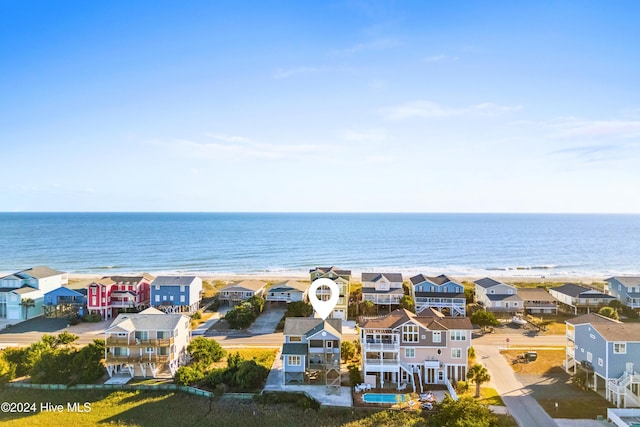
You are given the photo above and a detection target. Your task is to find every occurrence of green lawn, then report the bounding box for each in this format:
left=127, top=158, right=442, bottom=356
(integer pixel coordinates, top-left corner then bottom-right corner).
left=460, top=387, right=505, bottom=406
left=211, top=348, right=277, bottom=370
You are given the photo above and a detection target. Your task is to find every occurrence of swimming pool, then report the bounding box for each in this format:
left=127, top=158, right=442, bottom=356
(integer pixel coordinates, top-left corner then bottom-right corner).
left=362, top=393, right=409, bottom=404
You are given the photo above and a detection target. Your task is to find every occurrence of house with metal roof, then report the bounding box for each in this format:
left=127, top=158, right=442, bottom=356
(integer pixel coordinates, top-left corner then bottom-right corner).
left=474, top=277, right=523, bottom=314
left=359, top=308, right=473, bottom=393
left=605, top=277, right=640, bottom=311
left=0, top=266, right=68, bottom=323
left=104, top=307, right=191, bottom=378
left=281, top=317, right=342, bottom=395
left=151, top=275, right=203, bottom=313
left=309, top=267, right=351, bottom=320
left=361, top=272, right=404, bottom=307
left=218, top=280, right=267, bottom=305
left=410, top=274, right=466, bottom=317
left=87, top=275, right=153, bottom=320
left=550, top=283, right=615, bottom=314
left=265, top=280, right=308, bottom=303
left=565, top=313, right=640, bottom=408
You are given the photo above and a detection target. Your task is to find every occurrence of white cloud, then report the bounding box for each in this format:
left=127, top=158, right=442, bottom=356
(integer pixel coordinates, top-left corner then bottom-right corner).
left=272, top=66, right=321, bottom=79
left=155, top=134, right=336, bottom=161
left=547, top=118, right=640, bottom=140
left=342, top=128, right=387, bottom=141
left=423, top=54, right=459, bottom=63
left=364, top=154, right=395, bottom=164
left=380, top=100, right=522, bottom=120
left=332, top=38, right=400, bottom=55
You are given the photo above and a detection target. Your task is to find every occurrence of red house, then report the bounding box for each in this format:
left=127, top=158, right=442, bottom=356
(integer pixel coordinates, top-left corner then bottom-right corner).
left=87, top=275, right=153, bottom=320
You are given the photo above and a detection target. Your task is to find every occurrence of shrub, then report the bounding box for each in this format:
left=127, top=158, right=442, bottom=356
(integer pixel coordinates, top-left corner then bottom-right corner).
left=456, top=380, right=469, bottom=393
left=187, top=337, right=226, bottom=366
left=225, top=304, right=257, bottom=329
left=348, top=363, right=362, bottom=387
left=174, top=365, right=206, bottom=386
left=83, top=312, right=102, bottom=322
left=191, top=311, right=202, bottom=320
left=254, top=392, right=321, bottom=411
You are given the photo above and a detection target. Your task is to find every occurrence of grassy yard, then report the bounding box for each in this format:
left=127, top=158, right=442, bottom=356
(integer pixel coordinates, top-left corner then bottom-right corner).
left=501, top=349, right=565, bottom=375
left=211, top=348, right=278, bottom=370
left=536, top=395, right=611, bottom=420
left=0, top=389, right=432, bottom=427
left=189, top=311, right=214, bottom=329
left=460, top=387, right=505, bottom=406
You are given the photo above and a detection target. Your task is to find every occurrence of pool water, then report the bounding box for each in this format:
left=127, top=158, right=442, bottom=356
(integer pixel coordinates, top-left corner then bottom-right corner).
left=362, top=393, right=409, bottom=404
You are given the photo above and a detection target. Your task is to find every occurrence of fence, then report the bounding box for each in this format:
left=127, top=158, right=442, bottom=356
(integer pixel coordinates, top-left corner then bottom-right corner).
left=445, top=379, right=458, bottom=401
left=4, top=382, right=216, bottom=399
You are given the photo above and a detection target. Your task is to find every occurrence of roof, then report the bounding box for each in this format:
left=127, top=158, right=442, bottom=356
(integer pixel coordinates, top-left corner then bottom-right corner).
left=517, top=288, right=556, bottom=302
left=414, top=291, right=465, bottom=298
left=283, top=318, right=342, bottom=337
left=44, top=286, right=84, bottom=297
left=282, top=343, right=308, bottom=356
left=269, top=280, right=308, bottom=293
left=474, top=277, right=504, bottom=289
left=550, top=283, right=596, bottom=297
left=361, top=287, right=404, bottom=295
left=362, top=272, right=403, bottom=283
left=222, top=280, right=267, bottom=292
left=359, top=308, right=472, bottom=331
left=19, top=266, right=66, bottom=279
left=151, top=276, right=200, bottom=286
left=310, top=266, right=352, bottom=276
left=12, top=286, right=39, bottom=295
left=606, top=276, right=640, bottom=287
left=486, top=294, right=523, bottom=302
left=106, top=308, right=186, bottom=332
left=409, top=274, right=455, bottom=286
left=567, top=313, right=640, bottom=342
left=92, top=275, right=153, bottom=287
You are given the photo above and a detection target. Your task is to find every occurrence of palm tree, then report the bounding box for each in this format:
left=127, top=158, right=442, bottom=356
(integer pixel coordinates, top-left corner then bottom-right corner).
left=20, top=298, right=36, bottom=320
left=467, top=363, right=491, bottom=398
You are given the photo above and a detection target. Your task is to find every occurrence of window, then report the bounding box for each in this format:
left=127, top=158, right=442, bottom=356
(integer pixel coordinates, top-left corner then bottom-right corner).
left=180, top=285, right=185, bottom=292
left=288, top=355, right=301, bottom=366
left=169, top=295, right=174, bottom=301
left=614, top=343, right=627, bottom=354
left=289, top=336, right=302, bottom=342
left=587, top=352, right=592, bottom=362
left=155, top=295, right=160, bottom=302
left=180, top=295, right=185, bottom=303
left=598, top=358, right=603, bottom=367
left=451, top=348, right=462, bottom=359
left=405, top=348, right=415, bottom=358
left=91, top=296, right=96, bottom=306
left=432, top=331, right=442, bottom=343
left=163, top=295, right=167, bottom=301
left=450, top=330, right=466, bottom=341
left=490, top=289, right=495, bottom=294
left=146, top=347, right=154, bottom=353
left=155, top=285, right=160, bottom=290
left=402, top=324, right=419, bottom=343
left=508, top=289, right=514, bottom=294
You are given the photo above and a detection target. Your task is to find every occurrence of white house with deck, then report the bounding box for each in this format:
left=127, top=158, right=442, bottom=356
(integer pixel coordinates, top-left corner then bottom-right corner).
left=361, top=272, right=404, bottom=307
left=266, top=280, right=308, bottom=303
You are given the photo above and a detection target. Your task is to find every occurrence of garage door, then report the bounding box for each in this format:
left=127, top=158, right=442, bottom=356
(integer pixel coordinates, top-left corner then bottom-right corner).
left=333, top=309, right=345, bottom=319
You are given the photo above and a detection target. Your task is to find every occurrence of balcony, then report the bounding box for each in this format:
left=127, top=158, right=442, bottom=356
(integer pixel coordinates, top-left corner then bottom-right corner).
left=567, top=347, right=575, bottom=357
left=414, top=297, right=465, bottom=306
left=363, top=358, right=399, bottom=366
left=364, top=342, right=399, bottom=351
left=106, top=336, right=174, bottom=347
left=106, top=354, right=171, bottom=364
left=362, top=295, right=402, bottom=305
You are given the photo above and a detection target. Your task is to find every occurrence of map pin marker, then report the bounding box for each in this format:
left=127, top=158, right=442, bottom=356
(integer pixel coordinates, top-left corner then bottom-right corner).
left=309, top=278, right=339, bottom=320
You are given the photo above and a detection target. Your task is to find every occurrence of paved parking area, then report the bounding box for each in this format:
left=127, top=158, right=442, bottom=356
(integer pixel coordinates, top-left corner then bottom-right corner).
left=248, top=305, right=286, bottom=335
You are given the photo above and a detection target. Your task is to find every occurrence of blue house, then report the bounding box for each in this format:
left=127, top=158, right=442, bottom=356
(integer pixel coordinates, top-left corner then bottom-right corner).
left=43, top=286, right=86, bottom=317
left=410, top=274, right=466, bottom=316
left=150, top=276, right=203, bottom=313
left=605, top=277, right=640, bottom=311
left=565, top=313, right=640, bottom=408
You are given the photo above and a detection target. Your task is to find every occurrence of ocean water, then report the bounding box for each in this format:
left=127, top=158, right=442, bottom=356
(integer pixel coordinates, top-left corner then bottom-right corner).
left=0, top=213, right=639, bottom=278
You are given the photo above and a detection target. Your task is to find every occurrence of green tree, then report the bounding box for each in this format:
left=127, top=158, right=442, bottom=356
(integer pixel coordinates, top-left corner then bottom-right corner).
left=225, top=303, right=257, bottom=329
left=341, top=340, right=355, bottom=362
left=174, top=365, right=205, bottom=386
left=399, top=295, right=415, bottom=313
left=471, top=310, right=500, bottom=331
left=464, top=287, right=475, bottom=304
left=468, top=346, right=476, bottom=363
left=56, top=331, right=79, bottom=347
left=68, top=339, right=105, bottom=385
left=598, top=306, right=619, bottom=320
left=233, top=360, right=268, bottom=390
left=247, top=295, right=265, bottom=315
left=467, top=363, right=491, bottom=398
left=428, top=396, right=498, bottom=427
left=20, top=298, right=35, bottom=320
left=30, top=347, right=75, bottom=384
left=285, top=301, right=313, bottom=317
left=359, top=300, right=376, bottom=316
left=187, top=337, right=226, bottom=366
left=0, top=353, right=16, bottom=384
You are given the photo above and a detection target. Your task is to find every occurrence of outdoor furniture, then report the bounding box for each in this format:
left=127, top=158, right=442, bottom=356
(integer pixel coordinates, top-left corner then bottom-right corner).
left=397, top=383, right=407, bottom=391
left=365, top=383, right=372, bottom=391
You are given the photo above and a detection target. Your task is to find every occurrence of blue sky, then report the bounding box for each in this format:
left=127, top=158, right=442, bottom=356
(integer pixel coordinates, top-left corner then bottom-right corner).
left=1, top=1, right=639, bottom=212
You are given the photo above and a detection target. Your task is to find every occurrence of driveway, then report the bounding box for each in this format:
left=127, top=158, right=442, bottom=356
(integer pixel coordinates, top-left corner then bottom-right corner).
left=247, top=305, right=286, bottom=335
left=475, top=344, right=558, bottom=427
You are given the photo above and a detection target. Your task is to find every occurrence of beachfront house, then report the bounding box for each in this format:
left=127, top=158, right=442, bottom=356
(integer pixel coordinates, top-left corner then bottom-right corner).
left=151, top=275, right=203, bottom=313
left=309, top=267, right=351, bottom=320
left=104, top=307, right=191, bottom=378
left=43, top=286, right=86, bottom=318
left=605, top=277, right=640, bottom=311
left=359, top=308, right=473, bottom=393
left=265, top=280, right=308, bottom=303
left=361, top=272, right=404, bottom=307
left=550, top=283, right=615, bottom=314
left=410, top=274, right=466, bottom=317
left=218, top=280, right=267, bottom=305
left=565, top=313, right=640, bottom=408
left=474, top=278, right=523, bottom=315
left=282, top=317, right=342, bottom=394
left=517, top=287, right=558, bottom=314
left=0, top=266, right=69, bottom=322
left=87, top=275, right=153, bottom=320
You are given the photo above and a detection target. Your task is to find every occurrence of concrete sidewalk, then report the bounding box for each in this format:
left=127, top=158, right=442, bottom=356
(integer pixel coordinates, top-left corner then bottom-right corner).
left=475, top=344, right=558, bottom=427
